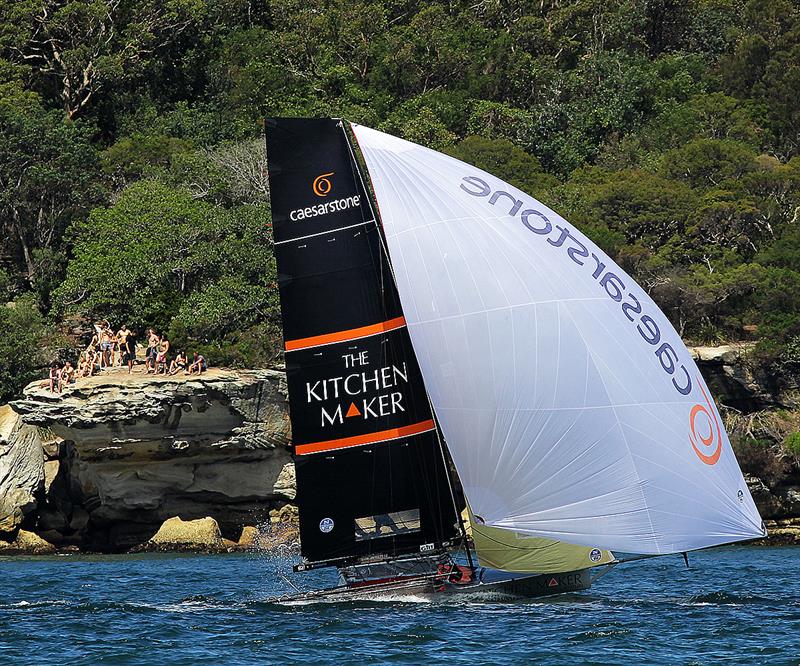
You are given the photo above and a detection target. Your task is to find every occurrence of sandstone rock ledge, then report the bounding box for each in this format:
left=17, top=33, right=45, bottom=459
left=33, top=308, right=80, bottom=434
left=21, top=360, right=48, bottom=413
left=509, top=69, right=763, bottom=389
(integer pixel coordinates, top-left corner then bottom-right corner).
left=0, top=405, right=46, bottom=533
left=8, top=368, right=296, bottom=551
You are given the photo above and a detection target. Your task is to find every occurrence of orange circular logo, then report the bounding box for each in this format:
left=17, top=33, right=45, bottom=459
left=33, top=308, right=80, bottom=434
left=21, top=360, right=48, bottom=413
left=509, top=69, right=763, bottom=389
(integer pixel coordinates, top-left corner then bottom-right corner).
left=689, top=380, right=722, bottom=465
left=313, top=172, right=334, bottom=197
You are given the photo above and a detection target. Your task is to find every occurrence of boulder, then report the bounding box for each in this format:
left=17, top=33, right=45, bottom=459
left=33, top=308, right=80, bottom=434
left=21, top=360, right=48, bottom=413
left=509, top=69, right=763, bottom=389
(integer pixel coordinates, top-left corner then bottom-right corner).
left=691, top=345, right=744, bottom=365
left=776, top=486, right=800, bottom=515
left=0, top=405, right=45, bottom=534
left=0, top=529, right=56, bottom=554
left=149, top=516, right=223, bottom=548
left=273, top=462, right=296, bottom=500
left=744, top=475, right=783, bottom=518
left=41, top=438, right=61, bottom=460
left=269, top=503, right=299, bottom=525
left=43, top=460, right=59, bottom=494
left=257, top=524, right=300, bottom=551
left=238, top=525, right=260, bottom=548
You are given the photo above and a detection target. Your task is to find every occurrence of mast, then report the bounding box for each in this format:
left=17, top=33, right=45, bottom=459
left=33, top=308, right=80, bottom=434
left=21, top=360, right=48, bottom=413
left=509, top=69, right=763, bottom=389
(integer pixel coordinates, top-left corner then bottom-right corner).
left=339, top=121, right=476, bottom=571
left=265, top=118, right=460, bottom=568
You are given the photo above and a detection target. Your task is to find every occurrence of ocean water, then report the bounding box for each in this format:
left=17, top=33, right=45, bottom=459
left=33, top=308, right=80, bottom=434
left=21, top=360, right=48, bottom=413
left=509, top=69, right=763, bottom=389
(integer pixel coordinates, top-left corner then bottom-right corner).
left=1, top=546, right=798, bottom=665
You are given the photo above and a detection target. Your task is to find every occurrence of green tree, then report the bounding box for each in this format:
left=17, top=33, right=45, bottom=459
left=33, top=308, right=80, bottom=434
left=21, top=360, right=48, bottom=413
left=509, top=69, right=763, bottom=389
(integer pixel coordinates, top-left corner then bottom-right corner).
left=0, top=83, right=102, bottom=285
left=0, top=295, right=50, bottom=403
left=0, top=0, right=208, bottom=119
left=446, top=136, right=558, bottom=197
left=53, top=180, right=278, bottom=350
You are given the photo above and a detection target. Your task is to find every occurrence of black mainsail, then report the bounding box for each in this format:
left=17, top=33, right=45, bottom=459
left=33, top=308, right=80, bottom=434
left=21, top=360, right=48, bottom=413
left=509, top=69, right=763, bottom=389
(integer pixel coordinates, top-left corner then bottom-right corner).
left=265, top=118, right=459, bottom=567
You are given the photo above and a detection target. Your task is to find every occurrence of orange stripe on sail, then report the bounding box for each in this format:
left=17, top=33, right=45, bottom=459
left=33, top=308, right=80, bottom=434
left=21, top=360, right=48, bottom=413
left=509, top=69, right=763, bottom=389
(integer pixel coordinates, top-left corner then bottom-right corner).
left=296, top=419, right=436, bottom=455
left=284, top=316, right=407, bottom=351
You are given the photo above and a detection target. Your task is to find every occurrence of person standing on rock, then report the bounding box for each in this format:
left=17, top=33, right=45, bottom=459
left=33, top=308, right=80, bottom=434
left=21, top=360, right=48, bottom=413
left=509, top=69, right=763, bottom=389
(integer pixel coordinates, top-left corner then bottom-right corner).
left=118, top=324, right=136, bottom=374
left=156, top=334, right=170, bottom=374
left=48, top=362, right=61, bottom=393
left=100, top=325, right=114, bottom=369
left=145, top=329, right=160, bottom=374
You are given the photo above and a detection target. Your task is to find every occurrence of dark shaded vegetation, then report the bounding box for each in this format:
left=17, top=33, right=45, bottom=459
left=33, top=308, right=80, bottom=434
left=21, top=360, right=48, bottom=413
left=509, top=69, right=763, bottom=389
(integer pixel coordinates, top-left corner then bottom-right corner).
left=1, top=0, right=800, bottom=403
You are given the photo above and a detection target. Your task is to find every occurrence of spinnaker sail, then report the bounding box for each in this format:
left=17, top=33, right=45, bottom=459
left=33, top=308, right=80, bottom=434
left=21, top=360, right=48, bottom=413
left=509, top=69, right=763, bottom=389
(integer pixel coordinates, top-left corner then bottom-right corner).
left=462, top=508, right=614, bottom=574
left=351, top=122, right=765, bottom=555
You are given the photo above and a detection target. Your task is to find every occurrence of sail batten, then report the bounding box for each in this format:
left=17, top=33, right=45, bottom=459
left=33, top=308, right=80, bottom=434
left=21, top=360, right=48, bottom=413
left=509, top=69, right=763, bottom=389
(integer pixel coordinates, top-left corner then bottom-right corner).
left=352, top=122, right=765, bottom=555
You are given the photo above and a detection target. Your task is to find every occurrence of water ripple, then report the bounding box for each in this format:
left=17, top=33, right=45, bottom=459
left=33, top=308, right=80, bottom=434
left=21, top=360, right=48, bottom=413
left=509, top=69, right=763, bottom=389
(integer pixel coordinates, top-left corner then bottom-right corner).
left=0, top=547, right=799, bottom=664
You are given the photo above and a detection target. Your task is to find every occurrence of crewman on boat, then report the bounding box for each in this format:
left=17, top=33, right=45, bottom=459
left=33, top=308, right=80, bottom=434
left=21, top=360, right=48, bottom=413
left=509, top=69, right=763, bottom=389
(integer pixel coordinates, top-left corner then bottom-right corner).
left=436, top=562, right=474, bottom=586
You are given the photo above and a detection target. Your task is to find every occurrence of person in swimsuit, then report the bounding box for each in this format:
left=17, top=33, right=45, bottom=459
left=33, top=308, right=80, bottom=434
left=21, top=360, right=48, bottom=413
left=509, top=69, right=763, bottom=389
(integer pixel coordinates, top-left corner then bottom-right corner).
left=145, top=329, right=160, bottom=373
left=156, top=335, right=170, bottom=374
left=100, top=326, right=114, bottom=368
left=87, top=345, right=100, bottom=374
left=118, top=325, right=136, bottom=374
left=59, top=361, right=75, bottom=391
left=169, top=350, right=187, bottom=375
left=48, top=363, right=61, bottom=393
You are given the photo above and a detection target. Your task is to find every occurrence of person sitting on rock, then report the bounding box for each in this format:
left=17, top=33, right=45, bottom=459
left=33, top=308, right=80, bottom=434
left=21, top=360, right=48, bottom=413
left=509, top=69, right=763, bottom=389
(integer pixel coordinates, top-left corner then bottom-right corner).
left=87, top=345, right=101, bottom=374
left=187, top=352, right=207, bottom=375
left=169, top=350, right=188, bottom=375
left=48, top=362, right=62, bottom=393
left=59, top=361, right=76, bottom=391
left=77, top=354, right=91, bottom=379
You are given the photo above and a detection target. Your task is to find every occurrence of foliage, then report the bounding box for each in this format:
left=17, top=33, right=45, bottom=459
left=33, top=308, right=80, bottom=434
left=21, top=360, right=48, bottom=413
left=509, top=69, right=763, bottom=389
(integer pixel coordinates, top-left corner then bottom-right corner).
left=53, top=181, right=278, bottom=356
left=0, top=295, right=50, bottom=403
left=0, top=83, right=103, bottom=285
left=784, top=432, right=800, bottom=457
left=0, top=0, right=799, bottom=396
left=731, top=436, right=791, bottom=489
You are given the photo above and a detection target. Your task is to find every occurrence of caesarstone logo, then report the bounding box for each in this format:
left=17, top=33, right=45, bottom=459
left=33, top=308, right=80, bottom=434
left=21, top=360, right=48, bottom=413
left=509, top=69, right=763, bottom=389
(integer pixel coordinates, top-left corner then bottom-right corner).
left=288, top=170, right=361, bottom=221
left=689, top=379, right=722, bottom=465
left=459, top=174, right=694, bottom=398
left=313, top=172, right=334, bottom=196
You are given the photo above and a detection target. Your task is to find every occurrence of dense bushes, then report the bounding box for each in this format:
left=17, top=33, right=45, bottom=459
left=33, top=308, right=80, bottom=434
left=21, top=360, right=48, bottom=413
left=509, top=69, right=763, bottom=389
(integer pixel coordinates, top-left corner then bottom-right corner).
left=0, top=0, right=800, bottom=400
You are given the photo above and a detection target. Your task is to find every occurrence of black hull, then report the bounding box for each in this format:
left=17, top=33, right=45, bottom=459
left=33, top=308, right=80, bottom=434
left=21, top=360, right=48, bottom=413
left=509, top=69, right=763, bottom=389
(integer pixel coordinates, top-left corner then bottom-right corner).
left=271, top=568, right=594, bottom=604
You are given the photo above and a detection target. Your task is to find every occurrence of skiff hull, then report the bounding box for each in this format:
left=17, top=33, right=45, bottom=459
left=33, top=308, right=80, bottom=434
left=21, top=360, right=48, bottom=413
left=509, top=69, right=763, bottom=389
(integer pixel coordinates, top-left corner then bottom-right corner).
left=272, top=568, right=593, bottom=603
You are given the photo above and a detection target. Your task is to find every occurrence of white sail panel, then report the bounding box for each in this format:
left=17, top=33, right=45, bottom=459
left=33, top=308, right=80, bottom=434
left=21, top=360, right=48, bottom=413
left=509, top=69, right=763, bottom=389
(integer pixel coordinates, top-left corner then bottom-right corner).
left=352, top=122, right=765, bottom=555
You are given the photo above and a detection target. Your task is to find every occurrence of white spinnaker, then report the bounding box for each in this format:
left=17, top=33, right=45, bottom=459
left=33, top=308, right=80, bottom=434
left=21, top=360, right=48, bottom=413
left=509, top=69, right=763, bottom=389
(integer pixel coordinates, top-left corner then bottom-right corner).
left=351, top=123, right=765, bottom=555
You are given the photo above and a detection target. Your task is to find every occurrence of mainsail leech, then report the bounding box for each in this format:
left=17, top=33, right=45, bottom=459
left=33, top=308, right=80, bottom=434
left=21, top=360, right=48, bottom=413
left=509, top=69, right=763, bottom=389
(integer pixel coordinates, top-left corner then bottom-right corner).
left=351, top=122, right=765, bottom=555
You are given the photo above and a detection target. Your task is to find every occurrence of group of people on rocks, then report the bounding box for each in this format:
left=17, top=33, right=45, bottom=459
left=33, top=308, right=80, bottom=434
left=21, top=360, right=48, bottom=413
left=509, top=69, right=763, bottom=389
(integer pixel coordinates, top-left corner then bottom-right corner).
left=47, top=320, right=208, bottom=393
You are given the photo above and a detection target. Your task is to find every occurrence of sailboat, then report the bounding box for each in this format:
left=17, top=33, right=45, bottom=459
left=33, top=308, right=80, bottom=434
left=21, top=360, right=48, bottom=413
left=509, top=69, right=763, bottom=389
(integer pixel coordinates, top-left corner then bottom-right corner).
left=264, top=118, right=766, bottom=602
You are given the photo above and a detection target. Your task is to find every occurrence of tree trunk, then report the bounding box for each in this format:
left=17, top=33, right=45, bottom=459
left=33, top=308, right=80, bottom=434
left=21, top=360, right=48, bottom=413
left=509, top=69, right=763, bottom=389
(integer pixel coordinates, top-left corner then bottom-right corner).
left=10, top=210, right=36, bottom=281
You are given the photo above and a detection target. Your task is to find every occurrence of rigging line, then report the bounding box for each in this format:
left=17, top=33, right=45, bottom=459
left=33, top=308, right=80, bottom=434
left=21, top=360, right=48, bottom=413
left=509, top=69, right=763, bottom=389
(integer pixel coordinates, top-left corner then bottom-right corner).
left=340, top=121, right=475, bottom=571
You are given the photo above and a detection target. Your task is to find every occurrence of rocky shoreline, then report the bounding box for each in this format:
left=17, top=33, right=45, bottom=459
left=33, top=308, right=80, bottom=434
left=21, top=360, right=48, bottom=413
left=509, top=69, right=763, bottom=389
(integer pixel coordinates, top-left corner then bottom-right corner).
left=1, top=367, right=300, bottom=555
left=1, top=348, right=800, bottom=555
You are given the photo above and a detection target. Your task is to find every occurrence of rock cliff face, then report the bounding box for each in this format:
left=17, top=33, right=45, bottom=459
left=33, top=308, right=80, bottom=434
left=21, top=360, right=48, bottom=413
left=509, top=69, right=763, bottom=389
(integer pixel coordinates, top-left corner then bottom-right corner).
left=9, top=368, right=293, bottom=550
left=0, top=405, right=46, bottom=533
